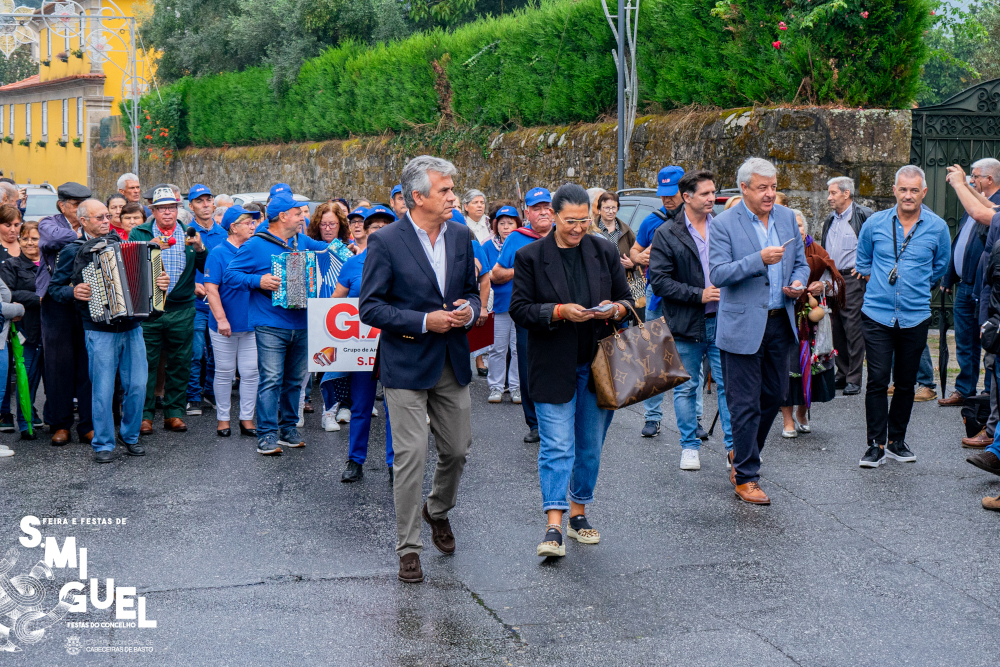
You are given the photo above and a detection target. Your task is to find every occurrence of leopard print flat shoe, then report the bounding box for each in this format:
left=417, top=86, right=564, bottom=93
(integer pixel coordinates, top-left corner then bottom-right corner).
left=536, top=524, right=565, bottom=557
left=567, top=515, right=600, bottom=544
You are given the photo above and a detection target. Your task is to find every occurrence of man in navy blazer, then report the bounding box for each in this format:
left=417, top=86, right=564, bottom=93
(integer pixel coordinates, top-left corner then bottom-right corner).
left=359, top=155, right=479, bottom=584
left=710, top=158, right=809, bottom=505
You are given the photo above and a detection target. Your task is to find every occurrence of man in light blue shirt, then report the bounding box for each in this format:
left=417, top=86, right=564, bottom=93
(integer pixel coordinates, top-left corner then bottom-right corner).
left=855, top=165, right=951, bottom=469
left=745, top=200, right=786, bottom=310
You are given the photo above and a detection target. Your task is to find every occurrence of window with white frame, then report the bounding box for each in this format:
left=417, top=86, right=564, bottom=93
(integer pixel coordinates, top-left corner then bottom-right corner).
left=25, top=103, right=31, bottom=138
left=46, top=30, right=51, bottom=59
left=62, top=99, right=68, bottom=136
left=76, top=98, right=83, bottom=136
left=8, top=105, right=12, bottom=136
left=41, top=102, right=47, bottom=138
left=64, top=33, right=69, bottom=52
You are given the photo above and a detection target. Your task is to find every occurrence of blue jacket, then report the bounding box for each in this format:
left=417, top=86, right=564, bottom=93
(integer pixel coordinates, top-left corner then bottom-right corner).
left=359, top=215, right=481, bottom=390
left=708, top=203, right=809, bottom=355
left=223, top=230, right=329, bottom=330
left=37, top=213, right=79, bottom=298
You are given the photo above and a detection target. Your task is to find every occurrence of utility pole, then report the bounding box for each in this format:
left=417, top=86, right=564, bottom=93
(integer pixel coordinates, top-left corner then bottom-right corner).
left=616, top=0, right=625, bottom=191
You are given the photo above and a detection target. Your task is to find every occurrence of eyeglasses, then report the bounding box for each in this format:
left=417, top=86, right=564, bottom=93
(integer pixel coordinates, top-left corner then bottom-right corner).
left=600, top=206, right=618, bottom=212
left=557, top=215, right=591, bottom=226
left=83, top=214, right=112, bottom=221
left=319, top=222, right=339, bottom=228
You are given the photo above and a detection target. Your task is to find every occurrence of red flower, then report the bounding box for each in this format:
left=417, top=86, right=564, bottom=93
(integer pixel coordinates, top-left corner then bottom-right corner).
left=144, top=134, right=153, bottom=140
left=930, top=10, right=935, bottom=14
left=772, top=40, right=781, bottom=49
left=779, top=21, right=788, bottom=30
left=861, top=11, right=868, bottom=18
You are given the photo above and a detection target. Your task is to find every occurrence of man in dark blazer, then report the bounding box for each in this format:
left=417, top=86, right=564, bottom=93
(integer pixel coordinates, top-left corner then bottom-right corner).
left=359, top=155, right=480, bottom=584
left=710, top=158, right=809, bottom=506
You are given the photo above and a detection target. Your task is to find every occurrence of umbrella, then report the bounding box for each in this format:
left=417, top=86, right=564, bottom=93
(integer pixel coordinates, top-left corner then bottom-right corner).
left=938, top=288, right=949, bottom=394
left=9, top=324, right=32, bottom=436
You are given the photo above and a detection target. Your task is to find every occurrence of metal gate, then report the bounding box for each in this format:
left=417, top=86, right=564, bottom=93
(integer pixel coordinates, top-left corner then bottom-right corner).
left=910, top=78, right=1000, bottom=326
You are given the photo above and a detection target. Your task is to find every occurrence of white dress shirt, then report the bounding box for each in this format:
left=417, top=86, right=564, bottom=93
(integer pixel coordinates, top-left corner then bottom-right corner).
left=410, top=216, right=470, bottom=333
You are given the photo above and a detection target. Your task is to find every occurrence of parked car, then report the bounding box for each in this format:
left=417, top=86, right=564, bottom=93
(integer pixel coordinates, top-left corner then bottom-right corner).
left=19, top=185, right=60, bottom=222
left=614, top=187, right=740, bottom=235
left=231, top=192, right=311, bottom=207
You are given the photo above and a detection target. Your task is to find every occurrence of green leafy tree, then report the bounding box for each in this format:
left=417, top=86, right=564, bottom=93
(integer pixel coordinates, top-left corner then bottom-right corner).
left=917, top=2, right=987, bottom=106
left=0, top=45, right=36, bottom=87
left=972, top=1, right=1000, bottom=82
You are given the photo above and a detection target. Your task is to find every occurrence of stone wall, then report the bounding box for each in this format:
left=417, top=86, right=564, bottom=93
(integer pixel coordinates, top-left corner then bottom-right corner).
left=91, top=106, right=911, bottom=236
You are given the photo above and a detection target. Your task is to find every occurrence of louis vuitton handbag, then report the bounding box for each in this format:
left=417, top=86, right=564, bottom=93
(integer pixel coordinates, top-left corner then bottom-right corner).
left=591, top=304, right=690, bottom=410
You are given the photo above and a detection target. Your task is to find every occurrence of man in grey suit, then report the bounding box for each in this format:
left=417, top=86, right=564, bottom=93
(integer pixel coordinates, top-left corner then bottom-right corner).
left=709, top=158, right=810, bottom=505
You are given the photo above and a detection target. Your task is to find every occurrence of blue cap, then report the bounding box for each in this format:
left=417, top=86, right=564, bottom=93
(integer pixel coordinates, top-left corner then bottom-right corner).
left=187, top=184, right=212, bottom=201
left=450, top=208, right=466, bottom=225
left=266, top=192, right=301, bottom=219
left=220, top=205, right=261, bottom=231
left=347, top=206, right=367, bottom=220
left=269, top=183, right=291, bottom=198
left=390, top=184, right=402, bottom=198
left=493, top=205, right=519, bottom=220
left=656, top=166, right=685, bottom=197
left=524, top=187, right=551, bottom=206
left=364, top=204, right=396, bottom=222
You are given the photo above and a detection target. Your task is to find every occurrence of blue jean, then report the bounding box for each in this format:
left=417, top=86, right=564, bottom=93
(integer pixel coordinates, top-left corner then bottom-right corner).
left=348, top=372, right=393, bottom=466
left=989, top=361, right=1000, bottom=459
left=14, top=342, right=42, bottom=432
left=536, top=364, right=614, bottom=511
left=515, top=325, right=537, bottom=429
left=642, top=284, right=665, bottom=421
left=674, top=317, right=733, bottom=451
left=893, top=343, right=936, bottom=389
left=953, top=283, right=980, bottom=396
left=320, top=373, right=351, bottom=412
left=0, top=349, right=9, bottom=424
left=85, top=328, right=147, bottom=452
left=254, top=326, right=307, bottom=445
left=188, top=308, right=216, bottom=402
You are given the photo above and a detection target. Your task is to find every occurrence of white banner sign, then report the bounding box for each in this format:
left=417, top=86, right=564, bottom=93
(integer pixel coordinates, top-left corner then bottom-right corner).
left=307, top=298, right=380, bottom=372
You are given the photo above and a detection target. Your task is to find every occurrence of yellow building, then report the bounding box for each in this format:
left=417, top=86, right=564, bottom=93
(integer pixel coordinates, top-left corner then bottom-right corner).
left=0, top=0, right=154, bottom=187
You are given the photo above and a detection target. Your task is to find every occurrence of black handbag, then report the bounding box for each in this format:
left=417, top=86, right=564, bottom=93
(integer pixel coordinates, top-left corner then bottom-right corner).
left=982, top=317, right=1000, bottom=354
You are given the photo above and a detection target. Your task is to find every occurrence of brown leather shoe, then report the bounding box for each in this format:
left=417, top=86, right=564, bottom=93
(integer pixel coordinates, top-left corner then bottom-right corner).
left=50, top=429, right=70, bottom=445
left=422, top=503, right=456, bottom=554
left=983, top=495, right=1000, bottom=511
left=163, top=417, right=187, bottom=432
left=962, top=429, right=994, bottom=449
left=140, top=419, right=153, bottom=436
left=81, top=431, right=94, bottom=445
left=728, top=450, right=736, bottom=487
left=938, top=391, right=965, bottom=407
left=914, top=386, right=937, bottom=402
left=398, top=553, right=424, bottom=583
left=735, top=481, right=770, bottom=505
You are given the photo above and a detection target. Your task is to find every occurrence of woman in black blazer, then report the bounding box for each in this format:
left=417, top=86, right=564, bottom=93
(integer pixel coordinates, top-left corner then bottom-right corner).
left=510, top=183, right=634, bottom=559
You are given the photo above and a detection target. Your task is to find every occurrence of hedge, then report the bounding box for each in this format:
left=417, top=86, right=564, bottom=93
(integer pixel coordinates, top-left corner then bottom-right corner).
left=133, top=0, right=933, bottom=149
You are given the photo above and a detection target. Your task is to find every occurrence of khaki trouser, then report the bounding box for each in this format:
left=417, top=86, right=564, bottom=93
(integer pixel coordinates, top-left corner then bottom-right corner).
left=385, top=358, right=472, bottom=557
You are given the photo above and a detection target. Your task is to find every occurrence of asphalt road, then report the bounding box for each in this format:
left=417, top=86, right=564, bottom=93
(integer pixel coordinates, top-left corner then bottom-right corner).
left=0, top=372, right=997, bottom=666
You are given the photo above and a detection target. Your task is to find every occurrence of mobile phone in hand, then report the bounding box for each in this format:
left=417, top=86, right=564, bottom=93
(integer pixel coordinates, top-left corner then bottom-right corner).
left=583, top=303, right=615, bottom=314
left=781, top=238, right=794, bottom=247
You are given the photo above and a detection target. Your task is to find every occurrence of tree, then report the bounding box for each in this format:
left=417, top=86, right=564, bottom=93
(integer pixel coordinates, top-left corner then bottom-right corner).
left=972, top=0, right=1000, bottom=82
left=917, top=2, right=987, bottom=106
left=0, top=45, right=37, bottom=88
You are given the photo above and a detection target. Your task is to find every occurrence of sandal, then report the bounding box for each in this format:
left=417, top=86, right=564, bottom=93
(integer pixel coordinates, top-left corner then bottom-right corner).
left=566, top=515, right=600, bottom=544
left=536, top=524, right=565, bottom=557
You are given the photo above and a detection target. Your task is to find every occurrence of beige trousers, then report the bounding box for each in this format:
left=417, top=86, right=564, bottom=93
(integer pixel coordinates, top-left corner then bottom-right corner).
left=385, top=358, right=472, bottom=557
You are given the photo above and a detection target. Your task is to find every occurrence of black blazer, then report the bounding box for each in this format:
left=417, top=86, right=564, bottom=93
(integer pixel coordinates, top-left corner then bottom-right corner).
left=0, top=253, right=40, bottom=345
left=359, top=214, right=481, bottom=390
left=648, top=219, right=708, bottom=342
left=509, top=232, right=633, bottom=404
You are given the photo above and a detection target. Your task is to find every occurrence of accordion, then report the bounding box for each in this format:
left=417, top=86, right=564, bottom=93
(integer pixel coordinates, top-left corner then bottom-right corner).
left=271, top=251, right=319, bottom=309
left=82, top=240, right=166, bottom=323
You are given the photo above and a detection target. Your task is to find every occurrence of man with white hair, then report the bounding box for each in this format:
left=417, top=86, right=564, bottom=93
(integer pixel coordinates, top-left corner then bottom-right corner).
left=709, top=157, right=809, bottom=505
left=214, top=194, right=234, bottom=209
left=855, top=165, right=951, bottom=469
left=821, top=176, right=873, bottom=396
left=360, top=155, right=479, bottom=583
left=117, top=172, right=150, bottom=218
left=937, top=158, right=1000, bottom=407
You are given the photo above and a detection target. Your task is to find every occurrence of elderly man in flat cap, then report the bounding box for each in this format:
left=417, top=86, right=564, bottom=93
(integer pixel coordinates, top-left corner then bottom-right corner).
left=37, top=182, right=95, bottom=445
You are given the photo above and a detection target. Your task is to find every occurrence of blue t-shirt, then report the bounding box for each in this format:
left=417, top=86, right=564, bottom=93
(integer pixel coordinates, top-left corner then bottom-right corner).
left=635, top=206, right=674, bottom=249
left=496, top=229, right=539, bottom=269
left=203, top=240, right=251, bottom=333
left=481, top=238, right=512, bottom=314
left=472, top=240, right=490, bottom=278
left=223, top=231, right=330, bottom=330
left=337, top=249, right=367, bottom=298
left=193, top=221, right=228, bottom=312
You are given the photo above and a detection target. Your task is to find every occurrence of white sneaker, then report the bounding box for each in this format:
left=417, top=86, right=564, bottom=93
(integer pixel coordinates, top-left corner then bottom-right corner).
left=297, top=406, right=305, bottom=428
left=321, top=410, right=340, bottom=432
left=336, top=407, right=351, bottom=423
left=0, top=449, right=13, bottom=457
left=426, top=414, right=430, bottom=425
left=372, top=406, right=378, bottom=417
left=725, top=454, right=732, bottom=469
left=511, top=389, right=522, bottom=404
left=488, top=388, right=503, bottom=403
left=0, top=443, right=10, bottom=450
left=679, top=448, right=701, bottom=470
left=186, top=402, right=202, bottom=416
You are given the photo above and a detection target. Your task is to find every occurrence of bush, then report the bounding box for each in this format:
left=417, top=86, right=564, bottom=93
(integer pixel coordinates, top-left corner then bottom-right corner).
left=139, top=0, right=934, bottom=149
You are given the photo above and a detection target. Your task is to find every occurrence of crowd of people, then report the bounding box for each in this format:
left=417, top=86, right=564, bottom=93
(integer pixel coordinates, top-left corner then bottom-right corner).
left=0, top=151, right=995, bottom=580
